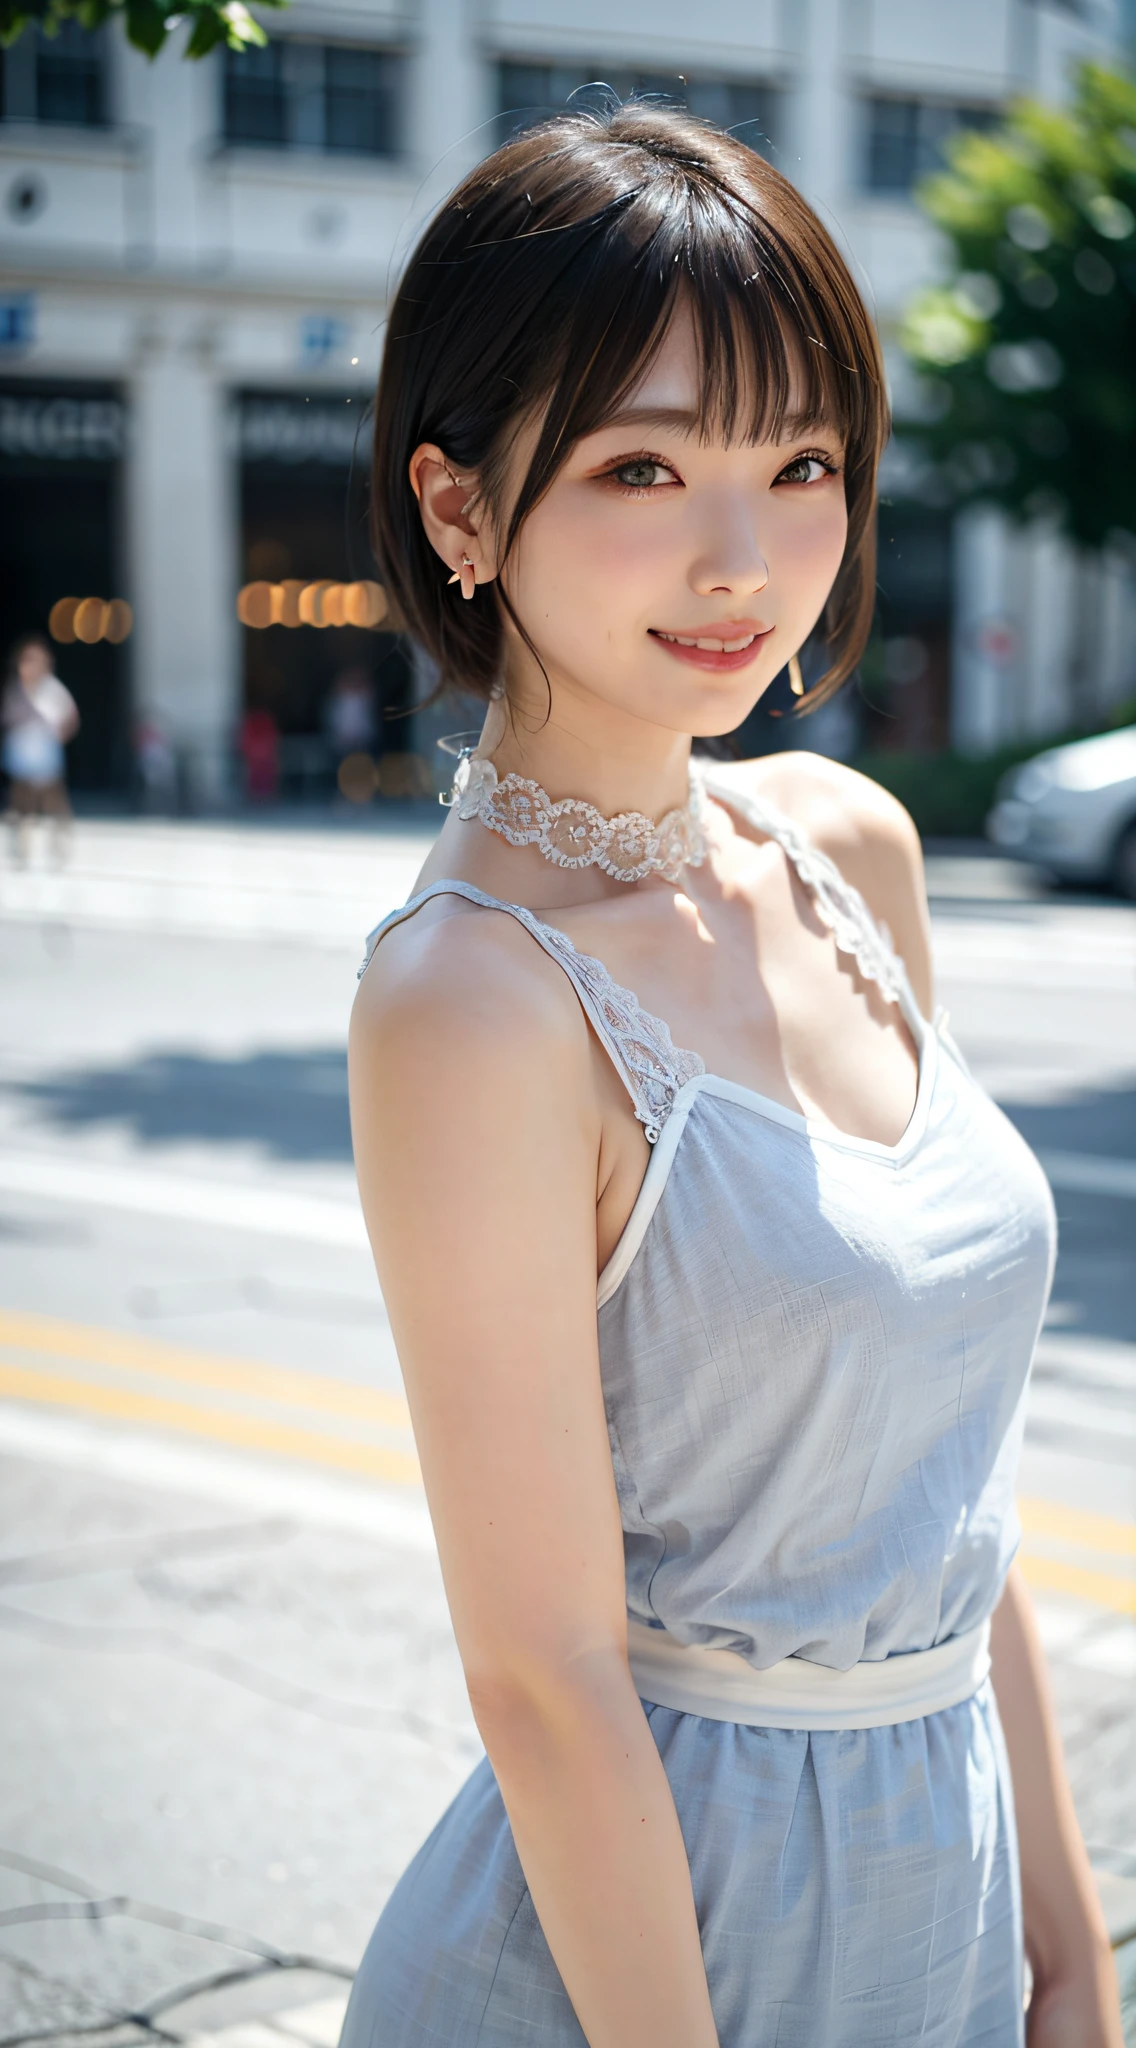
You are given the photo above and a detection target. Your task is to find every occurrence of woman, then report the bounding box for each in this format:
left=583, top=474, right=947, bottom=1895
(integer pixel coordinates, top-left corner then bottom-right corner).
left=2, top=632, right=80, bottom=864
left=343, top=107, right=1120, bottom=2046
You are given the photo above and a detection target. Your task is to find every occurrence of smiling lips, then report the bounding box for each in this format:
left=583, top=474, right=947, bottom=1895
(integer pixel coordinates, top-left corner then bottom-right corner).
left=650, top=622, right=773, bottom=673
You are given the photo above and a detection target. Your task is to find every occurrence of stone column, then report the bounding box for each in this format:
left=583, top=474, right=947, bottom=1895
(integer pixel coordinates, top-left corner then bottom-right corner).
left=1020, top=520, right=1075, bottom=741
left=951, top=503, right=1014, bottom=756
left=126, top=328, right=238, bottom=808
left=410, top=0, right=494, bottom=203
left=786, top=0, right=855, bottom=255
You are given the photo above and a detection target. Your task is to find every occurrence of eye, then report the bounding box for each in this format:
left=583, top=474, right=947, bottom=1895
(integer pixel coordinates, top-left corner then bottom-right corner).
left=776, top=452, right=839, bottom=486
left=606, top=456, right=679, bottom=492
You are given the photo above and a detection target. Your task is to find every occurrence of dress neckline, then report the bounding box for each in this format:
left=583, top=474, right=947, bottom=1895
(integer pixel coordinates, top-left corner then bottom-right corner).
left=368, top=868, right=930, bottom=1162
left=362, top=768, right=928, bottom=1157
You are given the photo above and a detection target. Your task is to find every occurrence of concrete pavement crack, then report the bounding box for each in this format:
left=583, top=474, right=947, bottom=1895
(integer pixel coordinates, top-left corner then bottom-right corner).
left=0, top=1601, right=478, bottom=1752
left=0, top=1520, right=299, bottom=1589
left=0, top=1847, right=353, bottom=2048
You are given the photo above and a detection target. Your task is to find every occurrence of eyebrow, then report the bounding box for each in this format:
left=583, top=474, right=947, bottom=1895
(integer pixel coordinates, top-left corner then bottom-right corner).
left=591, top=403, right=843, bottom=444
left=595, top=405, right=702, bottom=435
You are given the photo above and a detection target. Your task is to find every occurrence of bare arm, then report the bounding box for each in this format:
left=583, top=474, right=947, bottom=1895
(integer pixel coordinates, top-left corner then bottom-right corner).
left=756, top=758, right=1121, bottom=2037
left=816, top=765, right=1121, bottom=2041
left=350, top=909, right=719, bottom=2048
left=990, top=1566, right=1122, bottom=2045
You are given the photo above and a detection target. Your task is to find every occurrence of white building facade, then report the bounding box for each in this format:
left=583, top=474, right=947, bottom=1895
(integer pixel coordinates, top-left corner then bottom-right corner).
left=0, top=0, right=1130, bottom=799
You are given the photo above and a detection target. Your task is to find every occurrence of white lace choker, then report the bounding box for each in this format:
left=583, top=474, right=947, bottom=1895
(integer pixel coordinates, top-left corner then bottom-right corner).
left=445, top=753, right=707, bottom=884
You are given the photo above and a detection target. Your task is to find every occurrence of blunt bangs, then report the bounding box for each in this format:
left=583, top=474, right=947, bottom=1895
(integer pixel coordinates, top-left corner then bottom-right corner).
left=372, top=103, right=889, bottom=712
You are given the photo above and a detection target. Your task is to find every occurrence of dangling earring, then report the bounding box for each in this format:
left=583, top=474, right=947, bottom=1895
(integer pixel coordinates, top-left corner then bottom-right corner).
left=448, top=555, right=476, bottom=601
left=788, top=653, right=805, bottom=697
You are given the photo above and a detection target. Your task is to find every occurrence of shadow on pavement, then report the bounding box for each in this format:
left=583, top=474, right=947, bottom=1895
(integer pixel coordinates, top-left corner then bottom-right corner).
left=8, top=1054, right=1134, bottom=1341
left=10, top=1049, right=352, bottom=1162
left=1001, top=1081, right=1136, bottom=1348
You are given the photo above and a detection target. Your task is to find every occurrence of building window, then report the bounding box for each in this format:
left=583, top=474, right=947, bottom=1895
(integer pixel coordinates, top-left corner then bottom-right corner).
left=495, top=62, right=779, bottom=159
left=864, top=96, right=998, bottom=196
left=224, top=40, right=403, bottom=157
left=1, top=22, right=107, bottom=127
left=224, top=42, right=287, bottom=147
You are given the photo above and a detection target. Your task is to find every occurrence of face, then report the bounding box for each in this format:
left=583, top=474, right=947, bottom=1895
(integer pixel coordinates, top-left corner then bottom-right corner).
left=493, top=307, right=849, bottom=739
left=18, top=643, right=51, bottom=686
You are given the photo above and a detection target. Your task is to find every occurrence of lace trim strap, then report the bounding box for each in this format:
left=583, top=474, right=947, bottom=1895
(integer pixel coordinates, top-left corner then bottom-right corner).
left=360, top=881, right=703, bottom=1144
left=699, top=773, right=924, bottom=1032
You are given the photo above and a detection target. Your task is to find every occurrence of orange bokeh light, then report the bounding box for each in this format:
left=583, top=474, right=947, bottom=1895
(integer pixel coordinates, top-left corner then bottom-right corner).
left=236, top=579, right=387, bottom=630
left=48, top=596, right=132, bottom=645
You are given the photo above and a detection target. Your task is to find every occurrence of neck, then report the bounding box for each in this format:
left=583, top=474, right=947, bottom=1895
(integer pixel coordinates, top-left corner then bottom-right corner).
left=478, top=675, right=693, bottom=823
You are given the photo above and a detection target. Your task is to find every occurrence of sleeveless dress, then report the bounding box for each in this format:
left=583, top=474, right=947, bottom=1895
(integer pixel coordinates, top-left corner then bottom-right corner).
left=340, top=778, right=1056, bottom=2048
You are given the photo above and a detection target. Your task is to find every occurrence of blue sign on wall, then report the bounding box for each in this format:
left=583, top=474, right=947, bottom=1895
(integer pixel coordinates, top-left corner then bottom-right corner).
left=0, top=294, right=35, bottom=355
left=298, top=314, right=349, bottom=366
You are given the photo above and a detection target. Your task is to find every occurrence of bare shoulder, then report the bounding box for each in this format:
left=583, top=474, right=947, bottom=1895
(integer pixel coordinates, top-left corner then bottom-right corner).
left=712, top=751, right=933, bottom=1007
left=712, top=750, right=918, bottom=865
left=350, top=898, right=595, bottom=1114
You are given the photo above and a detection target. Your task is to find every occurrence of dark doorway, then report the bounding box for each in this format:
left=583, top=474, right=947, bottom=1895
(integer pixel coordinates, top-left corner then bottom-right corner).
left=863, top=500, right=953, bottom=754
left=237, top=389, right=413, bottom=796
left=0, top=380, right=129, bottom=791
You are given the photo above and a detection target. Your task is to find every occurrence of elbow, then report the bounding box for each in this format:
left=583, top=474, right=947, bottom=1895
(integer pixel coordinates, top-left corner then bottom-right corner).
left=463, top=1640, right=635, bottom=1760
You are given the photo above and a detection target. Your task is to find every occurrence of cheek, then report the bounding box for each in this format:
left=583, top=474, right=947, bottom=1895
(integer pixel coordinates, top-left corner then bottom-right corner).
left=780, top=496, right=849, bottom=601
left=510, top=492, right=660, bottom=623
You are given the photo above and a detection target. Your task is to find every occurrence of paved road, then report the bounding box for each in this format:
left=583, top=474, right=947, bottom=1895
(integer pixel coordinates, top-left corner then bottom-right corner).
left=0, top=821, right=1134, bottom=2044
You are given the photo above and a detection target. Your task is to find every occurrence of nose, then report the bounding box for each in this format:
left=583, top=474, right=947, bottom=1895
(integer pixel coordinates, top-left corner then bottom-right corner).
left=688, top=493, right=770, bottom=598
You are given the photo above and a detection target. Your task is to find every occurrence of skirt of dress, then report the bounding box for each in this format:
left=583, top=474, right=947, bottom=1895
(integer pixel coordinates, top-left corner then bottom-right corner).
left=339, top=1683, right=1023, bottom=2048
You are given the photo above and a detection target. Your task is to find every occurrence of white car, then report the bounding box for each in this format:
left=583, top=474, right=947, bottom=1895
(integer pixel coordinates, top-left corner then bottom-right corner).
left=987, top=725, right=1136, bottom=898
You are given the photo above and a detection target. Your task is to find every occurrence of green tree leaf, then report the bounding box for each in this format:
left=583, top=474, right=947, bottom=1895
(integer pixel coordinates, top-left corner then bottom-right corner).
left=898, top=62, right=1136, bottom=548
left=0, top=0, right=284, bottom=55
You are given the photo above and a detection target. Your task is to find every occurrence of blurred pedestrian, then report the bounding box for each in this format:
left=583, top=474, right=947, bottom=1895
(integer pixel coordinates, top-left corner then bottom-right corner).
left=2, top=632, right=80, bottom=866
left=238, top=706, right=279, bottom=803
left=135, top=716, right=179, bottom=813
left=325, top=666, right=377, bottom=761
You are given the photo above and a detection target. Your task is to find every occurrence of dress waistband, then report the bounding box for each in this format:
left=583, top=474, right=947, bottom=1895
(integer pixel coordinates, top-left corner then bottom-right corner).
left=626, top=1617, right=992, bottom=1731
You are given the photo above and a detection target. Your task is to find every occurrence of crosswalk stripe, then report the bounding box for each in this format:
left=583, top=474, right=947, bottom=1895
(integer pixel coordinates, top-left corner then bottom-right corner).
left=2, top=1317, right=1133, bottom=1598
left=0, top=1364, right=421, bottom=1486
left=0, top=1310, right=410, bottom=1429
left=1018, top=1495, right=1136, bottom=1559
left=1019, top=1553, right=1136, bottom=1617
left=0, top=1152, right=369, bottom=1248
left=1038, top=1152, right=1136, bottom=1201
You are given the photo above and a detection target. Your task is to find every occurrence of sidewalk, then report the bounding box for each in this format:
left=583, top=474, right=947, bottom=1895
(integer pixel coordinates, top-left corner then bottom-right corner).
left=1, top=1399, right=1133, bottom=2045
left=0, top=817, right=437, bottom=951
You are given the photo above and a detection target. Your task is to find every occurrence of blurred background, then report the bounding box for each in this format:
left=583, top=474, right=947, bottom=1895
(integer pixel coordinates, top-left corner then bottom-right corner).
left=1, top=3, right=1135, bottom=2044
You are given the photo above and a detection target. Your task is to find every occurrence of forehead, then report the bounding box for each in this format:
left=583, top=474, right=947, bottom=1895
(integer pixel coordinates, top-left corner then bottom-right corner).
left=595, top=301, right=829, bottom=448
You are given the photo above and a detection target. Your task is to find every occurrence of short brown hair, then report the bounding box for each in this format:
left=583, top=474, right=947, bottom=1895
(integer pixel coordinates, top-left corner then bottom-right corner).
left=372, top=103, right=889, bottom=715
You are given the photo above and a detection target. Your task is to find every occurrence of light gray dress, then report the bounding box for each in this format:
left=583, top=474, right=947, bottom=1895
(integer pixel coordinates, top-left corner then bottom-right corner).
left=341, top=780, right=1056, bottom=2048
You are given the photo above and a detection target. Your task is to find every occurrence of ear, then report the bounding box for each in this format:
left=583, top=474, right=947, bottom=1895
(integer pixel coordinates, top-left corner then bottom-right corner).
left=409, top=443, right=494, bottom=589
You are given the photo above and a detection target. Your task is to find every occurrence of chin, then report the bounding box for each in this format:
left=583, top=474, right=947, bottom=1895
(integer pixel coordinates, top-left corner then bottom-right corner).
left=648, top=672, right=777, bottom=741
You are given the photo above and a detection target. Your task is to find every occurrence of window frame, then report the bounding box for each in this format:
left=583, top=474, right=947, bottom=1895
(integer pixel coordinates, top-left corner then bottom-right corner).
left=0, top=20, right=109, bottom=129
left=221, top=36, right=406, bottom=161
left=861, top=91, right=1001, bottom=198
left=493, top=58, right=781, bottom=161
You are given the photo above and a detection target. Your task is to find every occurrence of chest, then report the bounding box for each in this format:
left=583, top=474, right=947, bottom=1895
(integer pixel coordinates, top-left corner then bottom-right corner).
left=600, top=1066, right=1058, bottom=1478
left=565, top=852, right=920, bottom=1158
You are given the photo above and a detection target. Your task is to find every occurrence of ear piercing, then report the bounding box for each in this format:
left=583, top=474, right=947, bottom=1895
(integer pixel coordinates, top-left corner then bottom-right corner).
left=789, top=654, right=805, bottom=697
left=448, top=555, right=476, bottom=601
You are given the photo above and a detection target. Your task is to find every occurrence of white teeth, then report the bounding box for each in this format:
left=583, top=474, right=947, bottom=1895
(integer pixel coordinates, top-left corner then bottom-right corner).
left=656, top=631, right=757, bottom=653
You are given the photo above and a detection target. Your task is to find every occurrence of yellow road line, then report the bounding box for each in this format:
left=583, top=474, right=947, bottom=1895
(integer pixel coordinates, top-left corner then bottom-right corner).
left=0, top=1363, right=421, bottom=1486
left=1019, top=1495, right=1136, bottom=1561
left=0, top=1309, right=410, bottom=1429
left=0, top=1311, right=1131, bottom=1557
left=1019, top=1553, right=1136, bottom=1617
